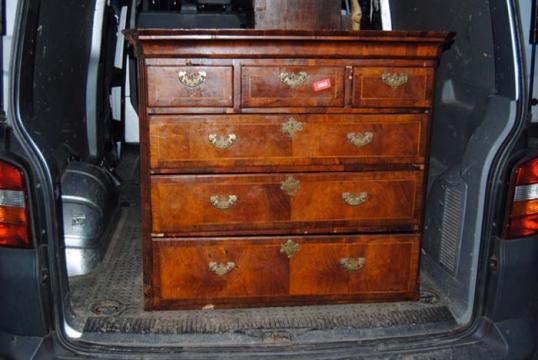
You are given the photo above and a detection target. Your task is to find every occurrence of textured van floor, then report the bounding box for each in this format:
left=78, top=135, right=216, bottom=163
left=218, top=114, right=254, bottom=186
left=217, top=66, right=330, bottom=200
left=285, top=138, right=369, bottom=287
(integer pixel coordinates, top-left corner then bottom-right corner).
left=69, top=205, right=456, bottom=337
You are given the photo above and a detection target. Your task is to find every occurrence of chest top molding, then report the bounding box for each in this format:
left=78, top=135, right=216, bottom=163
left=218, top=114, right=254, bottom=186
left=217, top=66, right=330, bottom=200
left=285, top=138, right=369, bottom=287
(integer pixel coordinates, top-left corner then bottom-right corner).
left=124, top=29, right=454, bottom=60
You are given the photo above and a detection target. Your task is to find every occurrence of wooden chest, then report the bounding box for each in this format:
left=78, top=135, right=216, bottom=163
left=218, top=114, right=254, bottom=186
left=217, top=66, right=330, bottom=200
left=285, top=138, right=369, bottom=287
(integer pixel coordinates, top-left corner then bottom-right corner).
left=253, top=0, right=342, bottom=30
left=125, top=29, right=452, bottom=310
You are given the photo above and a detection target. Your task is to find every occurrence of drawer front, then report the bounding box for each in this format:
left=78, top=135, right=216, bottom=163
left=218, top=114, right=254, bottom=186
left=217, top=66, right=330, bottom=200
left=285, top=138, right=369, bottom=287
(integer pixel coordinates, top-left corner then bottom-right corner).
left=150, top=171, right=423, bottom=235
left=152, top=239, right=289, bottom=303
left=290, top=235, right=419, bottom=296
left=146, top=66, right=233, bottom=107
left=352, top=67, right=433, bottom=108
left=241, top=66, right=345, bottom=107
left=149, top=114, right=428, bottom=171
left=151, top=234, right=419, bottom=309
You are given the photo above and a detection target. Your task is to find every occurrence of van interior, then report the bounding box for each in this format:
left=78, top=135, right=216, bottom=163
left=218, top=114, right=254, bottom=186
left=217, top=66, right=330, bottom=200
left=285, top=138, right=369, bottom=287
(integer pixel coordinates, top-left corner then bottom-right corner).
left=17, top=0, right=518, bottom=347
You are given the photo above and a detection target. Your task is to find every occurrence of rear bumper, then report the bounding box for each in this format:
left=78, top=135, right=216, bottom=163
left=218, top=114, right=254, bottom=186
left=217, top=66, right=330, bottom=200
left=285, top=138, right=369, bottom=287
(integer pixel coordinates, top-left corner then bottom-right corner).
left=1, top=316, right=534, bottom=360
left=0, top=323, right=533, bottom=360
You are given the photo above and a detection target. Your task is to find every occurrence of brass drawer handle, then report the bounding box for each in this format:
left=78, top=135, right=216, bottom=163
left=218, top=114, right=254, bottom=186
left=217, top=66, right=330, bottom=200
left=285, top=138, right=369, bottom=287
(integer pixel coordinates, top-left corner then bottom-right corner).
left=339, top=257, right=366, bottom=272
left=210, top=195, right=237, bottom=210
left=381, top=72, right=409, bottom=90
left=208, top=261, right=236, bottom=276
left=280, top=71, right=308, bottom=88
left=208, top=133, right=237, bottom=149
left=280, top=239, right=300, bottom=259
left=281, top=117, right=304, bottom=138
left=178, top=70, right=207, bottom=88
left=342, top=192, right=368, bottom=207
left=347, top=132, right=374, bottom=148
left=281, top=176, right=300, bottom=196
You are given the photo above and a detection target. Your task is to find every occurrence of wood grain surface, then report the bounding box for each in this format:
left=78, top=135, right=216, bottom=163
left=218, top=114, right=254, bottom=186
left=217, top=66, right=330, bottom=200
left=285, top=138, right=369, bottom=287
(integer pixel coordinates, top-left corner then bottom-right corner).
left=253, top=0, right=342, bottom=30
left=146, top=66, right=233, bottom=107
left=241, top=66, right=345, bottom=107
left=148, top=114, right=428, bottom=171
left=150, top=171, right=424, bottom=235
left=352, top=67, right=434, bottom=108
left=151, top=234, right=420, bottom=309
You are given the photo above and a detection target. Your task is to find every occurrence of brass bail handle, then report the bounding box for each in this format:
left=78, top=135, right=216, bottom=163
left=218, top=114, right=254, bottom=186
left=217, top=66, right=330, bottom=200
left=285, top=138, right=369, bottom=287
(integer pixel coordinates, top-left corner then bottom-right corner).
left=208, top=133, right=237, bottom=149
left=208, top=261, right=236, bottom=276
left=342, top=192, right=368, bottom=207
left=210, top=195, right=238, bottom=210
left=280, top=71, right=308, bottom=89
left=347, top=132, right=374, bottom=148
left=381, top=72, right=409, bottom=90
left=339, top=257, right=366, bottom=272
left=178, top=70, right=207, bottom=88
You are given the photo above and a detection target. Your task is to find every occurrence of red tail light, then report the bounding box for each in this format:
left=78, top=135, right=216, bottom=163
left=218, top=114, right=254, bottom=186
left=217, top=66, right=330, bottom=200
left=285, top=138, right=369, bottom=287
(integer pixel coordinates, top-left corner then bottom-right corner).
left=505, top=156, right=538, bottom=238
left=0, top=161, right=31, bottom=248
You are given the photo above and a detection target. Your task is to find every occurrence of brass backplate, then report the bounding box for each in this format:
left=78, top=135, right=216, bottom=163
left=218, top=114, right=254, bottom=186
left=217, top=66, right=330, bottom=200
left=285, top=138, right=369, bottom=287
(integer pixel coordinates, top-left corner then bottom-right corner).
left=280, top=71, right=308, bottom=88
left=281, top=117, right=304, bottom=138
left=280, top=239, right=301, bottom=259
left=381, top=72, right=408, bottom=90
left=280, top=176, right=300, bottom=196
left=342, top=192, right=368, bottom=207
left=339, top=257, right=366, bottom=272
left=208, top=261, right=236, bottom=276
left=210, top=195, right=238, bottom=210
left=178, top=70, right=207, bottom=88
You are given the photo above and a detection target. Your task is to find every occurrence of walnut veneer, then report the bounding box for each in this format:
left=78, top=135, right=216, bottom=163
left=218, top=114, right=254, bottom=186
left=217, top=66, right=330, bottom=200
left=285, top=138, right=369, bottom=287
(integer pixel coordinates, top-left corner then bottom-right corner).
left=125, top=29, right=453, bottom=310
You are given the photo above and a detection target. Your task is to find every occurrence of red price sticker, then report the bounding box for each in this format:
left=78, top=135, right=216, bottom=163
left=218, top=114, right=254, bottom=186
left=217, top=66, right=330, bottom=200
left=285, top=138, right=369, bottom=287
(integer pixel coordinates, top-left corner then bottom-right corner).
left=313, top=78, right=332, bottom=92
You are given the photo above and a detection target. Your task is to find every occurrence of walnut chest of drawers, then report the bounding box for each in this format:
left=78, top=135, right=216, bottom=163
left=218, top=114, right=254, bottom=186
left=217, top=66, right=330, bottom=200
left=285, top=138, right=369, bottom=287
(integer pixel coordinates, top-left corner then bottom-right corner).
left=125, top=29, right=452, bottom=310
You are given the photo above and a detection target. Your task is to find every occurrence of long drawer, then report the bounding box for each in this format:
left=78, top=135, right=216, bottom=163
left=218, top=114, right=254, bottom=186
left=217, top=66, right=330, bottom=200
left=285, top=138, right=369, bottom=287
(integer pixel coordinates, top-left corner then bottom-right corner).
left=150, top=171, right=424, bottom=236
left=148, top=114, right=429, bottom=172
left=151, top=234, right=420, bottom=309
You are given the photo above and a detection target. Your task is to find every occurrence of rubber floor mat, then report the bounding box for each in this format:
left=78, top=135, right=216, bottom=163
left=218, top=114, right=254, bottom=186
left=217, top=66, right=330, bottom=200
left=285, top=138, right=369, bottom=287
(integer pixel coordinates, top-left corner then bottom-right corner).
left=83, top=306, right=454, bottom=335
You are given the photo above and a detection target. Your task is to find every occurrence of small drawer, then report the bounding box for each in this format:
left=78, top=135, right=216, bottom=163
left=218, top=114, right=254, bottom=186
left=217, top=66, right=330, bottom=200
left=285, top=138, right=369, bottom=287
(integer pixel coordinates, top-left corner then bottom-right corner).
left=146, top=65, right=233, bottom=108
left=152, top=238, right=289, bottom=304
left=150, top=171, right=423, bottom=236
left=241, top=66, right=345, bottom=108
left=352, top=67, right=434, bottom=108
left=148, top=114, right=428, bottom=171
